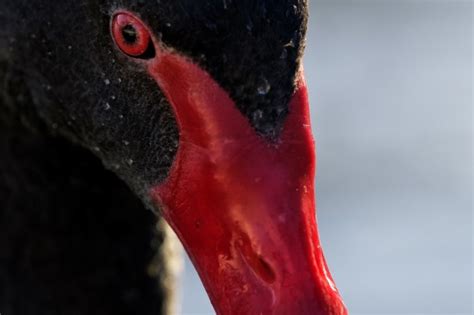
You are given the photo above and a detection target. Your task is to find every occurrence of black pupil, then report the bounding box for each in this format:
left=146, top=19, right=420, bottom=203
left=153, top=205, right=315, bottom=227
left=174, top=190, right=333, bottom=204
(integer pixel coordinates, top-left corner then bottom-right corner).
left=122, top=25, right=137, bottom=44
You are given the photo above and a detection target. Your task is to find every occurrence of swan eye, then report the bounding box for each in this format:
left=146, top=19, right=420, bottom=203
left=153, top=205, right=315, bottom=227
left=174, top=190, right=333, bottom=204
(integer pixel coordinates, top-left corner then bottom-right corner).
left=111, top=12, right=154, bottom=58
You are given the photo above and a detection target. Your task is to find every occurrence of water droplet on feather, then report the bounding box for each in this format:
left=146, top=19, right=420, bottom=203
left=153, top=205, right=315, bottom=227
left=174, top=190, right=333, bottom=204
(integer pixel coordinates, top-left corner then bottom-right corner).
left=284, top=39, right=295, bottom=48
left=246, top=22, right=253, bottom=32
left=257, top=78, right=271, bottom=95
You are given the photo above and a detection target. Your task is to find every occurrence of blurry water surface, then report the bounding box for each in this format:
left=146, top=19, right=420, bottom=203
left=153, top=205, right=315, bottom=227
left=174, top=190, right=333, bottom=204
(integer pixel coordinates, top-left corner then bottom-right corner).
left=180, top=1, right=473, bottom=314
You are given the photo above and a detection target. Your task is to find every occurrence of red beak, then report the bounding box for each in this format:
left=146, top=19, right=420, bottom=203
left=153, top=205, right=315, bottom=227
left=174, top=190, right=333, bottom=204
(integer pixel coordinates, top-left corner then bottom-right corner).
left=147, top=45, right=347, bottom=315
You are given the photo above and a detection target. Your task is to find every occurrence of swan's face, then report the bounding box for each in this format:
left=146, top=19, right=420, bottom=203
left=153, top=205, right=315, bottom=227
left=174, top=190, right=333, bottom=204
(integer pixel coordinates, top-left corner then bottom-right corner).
left=5, top=0, right=347, bottom=313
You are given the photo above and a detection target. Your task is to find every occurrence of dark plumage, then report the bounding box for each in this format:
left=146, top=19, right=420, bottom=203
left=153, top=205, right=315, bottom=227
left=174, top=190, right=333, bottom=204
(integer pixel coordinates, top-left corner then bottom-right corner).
left=0, top=1, right=308, bottom=314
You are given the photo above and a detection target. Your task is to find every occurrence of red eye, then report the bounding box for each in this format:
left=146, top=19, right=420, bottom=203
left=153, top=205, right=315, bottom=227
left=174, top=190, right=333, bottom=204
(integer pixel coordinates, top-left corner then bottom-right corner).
left=111, top=12, right=153, bottom=58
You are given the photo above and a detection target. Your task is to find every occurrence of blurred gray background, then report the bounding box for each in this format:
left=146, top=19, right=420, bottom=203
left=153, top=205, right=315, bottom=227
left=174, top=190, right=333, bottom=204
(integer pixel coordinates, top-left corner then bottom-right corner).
left=180, top=1, right=473, bottom=314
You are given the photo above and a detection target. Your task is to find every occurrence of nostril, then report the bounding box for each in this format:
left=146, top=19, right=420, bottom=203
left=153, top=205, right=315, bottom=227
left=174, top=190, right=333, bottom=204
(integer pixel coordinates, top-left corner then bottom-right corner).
left=237, top=233, right=276, bottom=284
left=255, top=255, right=276, bottom=284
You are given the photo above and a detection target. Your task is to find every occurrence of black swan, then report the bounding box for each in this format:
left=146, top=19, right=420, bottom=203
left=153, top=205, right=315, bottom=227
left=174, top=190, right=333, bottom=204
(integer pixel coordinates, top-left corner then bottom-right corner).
left=0, top=1, right=347, bottom=314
